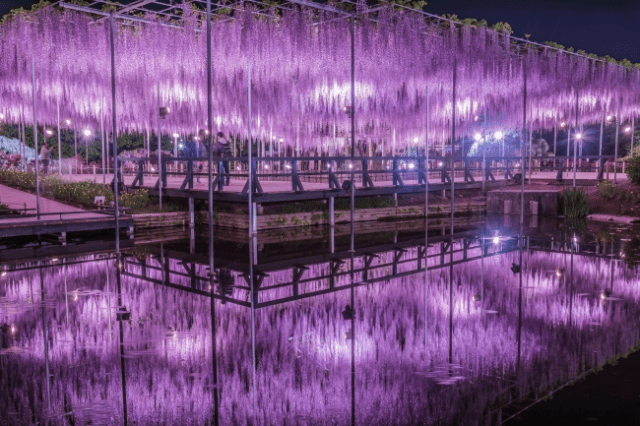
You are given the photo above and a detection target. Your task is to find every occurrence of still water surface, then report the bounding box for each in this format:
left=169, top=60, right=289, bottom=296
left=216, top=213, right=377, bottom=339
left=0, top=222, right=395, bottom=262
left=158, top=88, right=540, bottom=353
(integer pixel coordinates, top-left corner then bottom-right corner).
left=1, top=218, right=639, bottom=425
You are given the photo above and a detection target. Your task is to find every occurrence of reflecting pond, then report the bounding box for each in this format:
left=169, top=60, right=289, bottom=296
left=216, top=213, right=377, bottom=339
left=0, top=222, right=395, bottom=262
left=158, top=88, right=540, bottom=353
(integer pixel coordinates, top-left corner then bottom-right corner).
left=1, top=218, right=640, bottom=425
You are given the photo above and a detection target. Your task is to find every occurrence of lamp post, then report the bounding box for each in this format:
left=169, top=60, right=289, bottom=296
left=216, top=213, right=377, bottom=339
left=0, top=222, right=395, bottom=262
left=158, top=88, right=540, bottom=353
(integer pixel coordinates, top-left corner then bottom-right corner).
left=83, top=129, right=92, bottom=170
left=173, top=132, right=179, bottom=170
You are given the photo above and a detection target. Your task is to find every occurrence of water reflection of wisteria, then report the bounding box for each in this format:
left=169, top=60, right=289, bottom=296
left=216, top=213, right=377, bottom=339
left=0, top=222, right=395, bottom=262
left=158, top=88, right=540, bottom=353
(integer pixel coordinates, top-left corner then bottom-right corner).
left=1, top=238, right=638, bottom=425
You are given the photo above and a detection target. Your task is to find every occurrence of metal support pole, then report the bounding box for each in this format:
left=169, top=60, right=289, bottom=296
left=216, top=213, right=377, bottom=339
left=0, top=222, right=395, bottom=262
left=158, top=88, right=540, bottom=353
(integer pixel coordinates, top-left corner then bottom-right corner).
left=101, top=97, right=105, bottom=187
left=110, top=13, right=120, bottom=251
left=521, top=60, right=526, bottom=228
left=157, top=87, right=163, bottom=210
left=57, top=98, right=62, bottom=175
left=450, top=58, right=456, bottom=234
left=329, top=196, right=335, bottom=227
left=424, top=85, right=430, bottom=345
left=248, top=62, right=254, bottom=236
left=631, top=116, right=635, bottom=156
left=572, top=88, right=579, bottom=187
left=553, top=123, right=557, bottom=170
left=32, top=58, right=40, bottom=220
left=599, top=114, right=604, bottom=178
left=74, top=126, right=78, bottom=171
left=615, top=97, right=621, bottom=182
left=349, top=16, right=356, bottom=253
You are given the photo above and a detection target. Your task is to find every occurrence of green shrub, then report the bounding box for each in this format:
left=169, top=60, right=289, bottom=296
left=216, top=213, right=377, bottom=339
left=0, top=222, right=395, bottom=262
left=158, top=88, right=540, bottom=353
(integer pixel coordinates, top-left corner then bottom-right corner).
left=626, top=155, right=640, bottom=185
left=561, top=188, right=589, bottom=219
left=119, top=189, right=150, bottom=211
left=597, top=180, right=616, bottom=199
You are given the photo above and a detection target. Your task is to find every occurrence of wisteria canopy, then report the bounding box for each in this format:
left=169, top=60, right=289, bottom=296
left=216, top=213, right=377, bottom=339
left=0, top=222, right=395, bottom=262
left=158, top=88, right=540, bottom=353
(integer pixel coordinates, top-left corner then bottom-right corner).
left=2, top=1, right=640, bottom=150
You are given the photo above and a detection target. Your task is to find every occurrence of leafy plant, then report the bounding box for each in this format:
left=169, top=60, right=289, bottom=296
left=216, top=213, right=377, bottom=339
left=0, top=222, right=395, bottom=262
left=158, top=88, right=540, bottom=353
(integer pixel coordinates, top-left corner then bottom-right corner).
left=597, top=180, right=616, bottom=199
left=625, top=155, right=640, bottom=185
left=561, top=188, right=589, bottom=219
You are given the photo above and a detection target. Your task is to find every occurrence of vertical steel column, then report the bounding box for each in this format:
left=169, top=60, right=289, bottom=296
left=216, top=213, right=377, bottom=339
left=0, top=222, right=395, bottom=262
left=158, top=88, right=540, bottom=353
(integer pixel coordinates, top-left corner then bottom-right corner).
left=110, top=13, right=120, bottom=251
left=57, top=98, right=62, bottom=175
left=599, top=114, right=604, bottom=179
left=615, top=96, right=621, bottom=182
left=553, top=123, right=557, bottom=170
left=205, top=2, right=219, bottom=423
left=248, top=62, right=254, bottom=236
left=424, top=85, right=430, bottom=346
left=157, top=87, right=163, bottom=210
left=349, top=16, right=356, bottom=253
left=572, top=88, right=579, bottom=187
left=31, top=58, right=40, bottom=219
left=74, top=126, right=78, bottom=170
left=101, top=97, right=105, bottom=187
left=448, top=57, right=456, bottom=367
left=631, top=116, right=635, bottom=156
left=521, top=61, right=526, bottom=228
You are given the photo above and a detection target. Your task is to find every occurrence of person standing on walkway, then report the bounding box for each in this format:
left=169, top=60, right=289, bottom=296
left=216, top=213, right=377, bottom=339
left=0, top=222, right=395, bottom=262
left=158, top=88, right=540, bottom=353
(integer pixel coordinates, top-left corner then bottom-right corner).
left=40, top=143, right=54, bottom=174
left=213, top=132, right=232, bottom=185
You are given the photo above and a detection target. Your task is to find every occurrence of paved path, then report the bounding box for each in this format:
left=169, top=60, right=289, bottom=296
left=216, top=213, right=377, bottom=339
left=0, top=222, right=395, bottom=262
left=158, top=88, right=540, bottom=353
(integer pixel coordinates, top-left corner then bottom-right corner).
left=0, top=184, right=102, bottom=224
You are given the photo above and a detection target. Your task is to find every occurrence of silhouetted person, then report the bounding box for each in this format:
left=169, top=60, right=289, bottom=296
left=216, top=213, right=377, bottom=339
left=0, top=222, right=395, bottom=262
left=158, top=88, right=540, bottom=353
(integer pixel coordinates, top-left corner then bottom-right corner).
left=213, top=132, right=232, bottom=185
left=40, top=143, right=54, bottom=174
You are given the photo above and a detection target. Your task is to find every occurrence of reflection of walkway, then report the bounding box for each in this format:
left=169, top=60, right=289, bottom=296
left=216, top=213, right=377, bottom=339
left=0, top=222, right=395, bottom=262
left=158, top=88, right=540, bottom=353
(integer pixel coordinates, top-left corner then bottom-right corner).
left=0, top=184, right=131, bottom=238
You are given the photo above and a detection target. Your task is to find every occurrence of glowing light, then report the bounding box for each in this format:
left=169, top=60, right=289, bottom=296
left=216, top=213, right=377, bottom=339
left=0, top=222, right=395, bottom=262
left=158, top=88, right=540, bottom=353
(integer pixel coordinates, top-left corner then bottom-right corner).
left=173, top=133, right=179, bottom=138
left=10, top=325, right=16, bottom=334
left=348, top=163, right=354, bottom=169
left=279, top=138, right=284, bottom=143
left=555, top=268, right=563, bottom=277
left=0, top=113, right=4, bottom=120
left=64, top=119, right=71, bottom=125
left=178, top=143, right=184, bottom=149
left=560, top=122, right=566, bottom=128
left=413, top=137, right=419, bottom=144
left=45, top=129, right=53, bottom=136
left=492, top=236, right=500, bottom=244
left=73, top=291, right=78, bottom=301
left=408, top=163, right=415, bottom=169
left=285, top=164, right=291, bottom=170
left=575, top=133, right=582, bottom=140
left=0, top=271, right=6, bottom=277
left=438, top=162, right=443, bottom=167
left=474, top=133, right=482, bottom=142
left=474, top=115, right=479, bottom=122
left=494, top=131, right=504, bottom=139
left=625, top=127, right=631, bottom=133
left=83, top=129, right=92, bottom=137
left=51, top=258, right=58, bottom=262
left=607, top=115, right=614, bottom=122
left=264, top=164, right=269, bottom=170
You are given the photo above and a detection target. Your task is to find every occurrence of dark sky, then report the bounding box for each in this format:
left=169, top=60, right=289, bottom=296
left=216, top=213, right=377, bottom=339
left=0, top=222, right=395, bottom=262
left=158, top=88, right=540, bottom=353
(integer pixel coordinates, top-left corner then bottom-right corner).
left=4, top=0, right=640, bottom=62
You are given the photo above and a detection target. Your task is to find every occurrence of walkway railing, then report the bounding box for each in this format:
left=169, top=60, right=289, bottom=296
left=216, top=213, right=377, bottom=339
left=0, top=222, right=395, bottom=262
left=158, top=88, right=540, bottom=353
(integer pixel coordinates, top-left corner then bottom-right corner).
left=118, top=154, right=618, bottom=194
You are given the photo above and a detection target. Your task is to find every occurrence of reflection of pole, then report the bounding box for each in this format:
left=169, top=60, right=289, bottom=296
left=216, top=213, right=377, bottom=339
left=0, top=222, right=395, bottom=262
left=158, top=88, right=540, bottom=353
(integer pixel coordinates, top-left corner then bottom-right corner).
left=115, top=254, right=128, bottom=426
left=110, top=13, right=120, bottom=252
left=31, top=58, right=40, bottom=219
left=248, top=62, right=254, bottom=237
left=39, top=262, right=51, bottom=409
